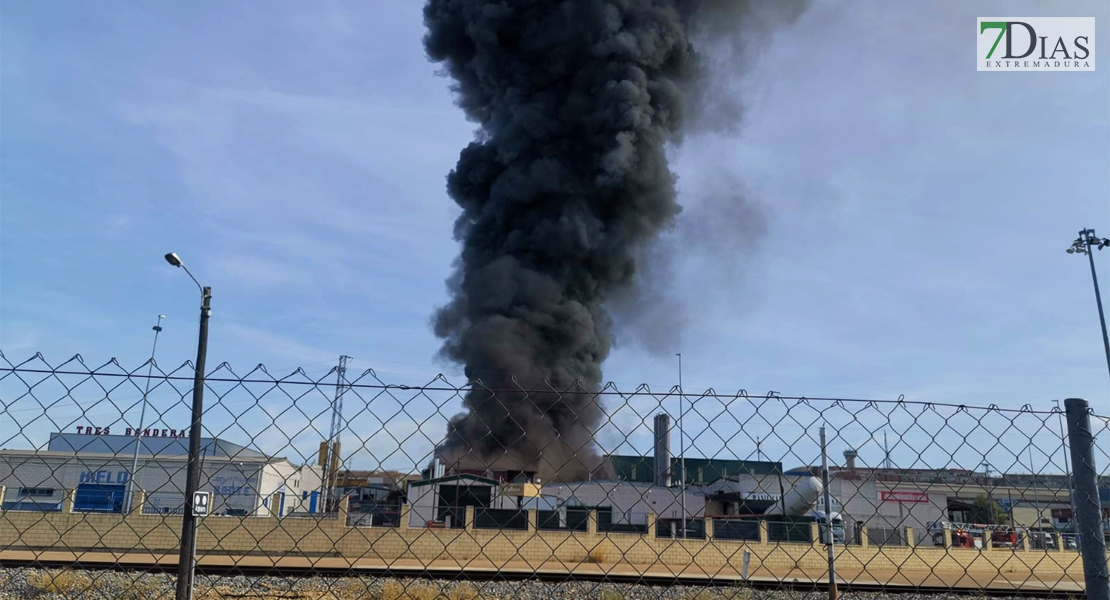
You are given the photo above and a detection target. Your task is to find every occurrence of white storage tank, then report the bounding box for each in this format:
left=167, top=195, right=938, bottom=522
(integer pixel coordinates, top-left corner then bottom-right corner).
left=763, top=476, right=823, bottom=517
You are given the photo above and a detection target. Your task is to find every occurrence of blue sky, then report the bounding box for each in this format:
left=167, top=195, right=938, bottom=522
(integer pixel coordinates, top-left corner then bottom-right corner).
left=2, top=1, right=1108, bottom=473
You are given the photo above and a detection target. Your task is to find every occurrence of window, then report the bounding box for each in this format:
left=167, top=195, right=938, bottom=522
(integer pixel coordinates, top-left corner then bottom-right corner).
left=19, top=487, right=54, bottom=497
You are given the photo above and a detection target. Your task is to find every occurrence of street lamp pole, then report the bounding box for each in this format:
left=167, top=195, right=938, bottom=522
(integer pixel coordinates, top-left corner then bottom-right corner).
left=1029, top=445, right=1042, bottom=532
left=127, top=314, right=165, bottom=513
left=165, top=253, right=211, bottom=600
left=676, top=352, right=686, bottom=539
left=1067, top=229, right=1110, bottom=387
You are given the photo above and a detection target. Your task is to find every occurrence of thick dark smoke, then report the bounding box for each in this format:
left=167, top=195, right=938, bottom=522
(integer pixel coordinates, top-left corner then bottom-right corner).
left=425, top=0, right=808, bottom=481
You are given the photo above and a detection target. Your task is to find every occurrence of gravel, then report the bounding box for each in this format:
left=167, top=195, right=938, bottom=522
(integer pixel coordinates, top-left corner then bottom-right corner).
left=0, top=568, right=1055, bottom=600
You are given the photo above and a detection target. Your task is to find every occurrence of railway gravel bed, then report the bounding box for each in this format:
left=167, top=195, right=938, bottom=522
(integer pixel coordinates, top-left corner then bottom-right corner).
left=0, top=568, right=1063, bottom=600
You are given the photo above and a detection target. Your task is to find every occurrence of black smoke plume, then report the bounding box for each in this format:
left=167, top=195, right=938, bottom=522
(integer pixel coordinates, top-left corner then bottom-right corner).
left=425, top=0, right=808, bottom=481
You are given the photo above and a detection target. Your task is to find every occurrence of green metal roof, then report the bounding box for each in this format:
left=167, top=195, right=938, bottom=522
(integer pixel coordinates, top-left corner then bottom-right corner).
left=605, top=454, right=782, bottom=484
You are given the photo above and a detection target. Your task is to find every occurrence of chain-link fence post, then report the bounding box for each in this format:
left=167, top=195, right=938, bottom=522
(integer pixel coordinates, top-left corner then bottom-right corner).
left=1064, top=397, right=1110, bottom=600
left=819, top=426, right=838, bottom=600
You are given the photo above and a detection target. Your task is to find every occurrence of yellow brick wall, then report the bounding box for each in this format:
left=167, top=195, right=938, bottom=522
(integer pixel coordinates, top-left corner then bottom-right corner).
left=0, top=504, right=1089, bottom=583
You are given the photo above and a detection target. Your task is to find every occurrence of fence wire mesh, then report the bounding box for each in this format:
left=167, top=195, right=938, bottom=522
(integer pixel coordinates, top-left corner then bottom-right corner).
left=0, top=352, right=1104, bottom=599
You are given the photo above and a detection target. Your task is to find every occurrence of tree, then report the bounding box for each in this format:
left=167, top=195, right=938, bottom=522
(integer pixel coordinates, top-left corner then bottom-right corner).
left=969, top=494, right=1007, bottom=524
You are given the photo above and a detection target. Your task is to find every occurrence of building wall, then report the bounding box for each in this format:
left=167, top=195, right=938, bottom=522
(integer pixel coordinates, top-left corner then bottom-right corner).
left=832, top=478, right=946, bottom=543
left=408, top=482, right=437, bottom=527
left=829, top=476, right=1073, bottom=543
left=406, top=478, right=509, bottom=528
left=539, top=481, right=705, bottom=524
left=702, top=474, right=836, bottom=515
left=0, top=452, right=320, bottom=516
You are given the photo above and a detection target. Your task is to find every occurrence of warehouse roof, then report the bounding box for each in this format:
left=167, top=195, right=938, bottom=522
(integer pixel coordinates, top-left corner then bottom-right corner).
left=0, top=448, right=286, bottom=465
left=46, top=432, right=269, bottom=460
left=409, top=473, right=499, bottom=488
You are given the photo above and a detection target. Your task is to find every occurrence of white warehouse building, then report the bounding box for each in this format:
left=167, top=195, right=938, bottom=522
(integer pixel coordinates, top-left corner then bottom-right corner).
left=0, top=430, right=322, bottom=516
left=538, top=480, right=706, bottom=525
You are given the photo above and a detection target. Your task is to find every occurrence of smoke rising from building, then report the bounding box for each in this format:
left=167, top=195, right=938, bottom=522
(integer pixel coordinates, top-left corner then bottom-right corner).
left=424, top=0, right=808, bottom=481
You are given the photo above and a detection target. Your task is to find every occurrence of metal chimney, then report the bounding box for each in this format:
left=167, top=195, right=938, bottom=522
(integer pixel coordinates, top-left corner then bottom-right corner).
left=654, top=413, right=672, bottom=487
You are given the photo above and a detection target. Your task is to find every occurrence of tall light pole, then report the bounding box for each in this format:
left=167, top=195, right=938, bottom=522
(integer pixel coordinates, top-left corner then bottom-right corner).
left=981, top=462, right=996, bottom=523
left=1067, top=229, right=1110, bottom=387
left=676, top=352, right=686, bottom=539
left=1029, top=445, right=1042, bottom=533
left=126, top=314, right=166, bottom=513
left=165, top=252, right=211, bottom=600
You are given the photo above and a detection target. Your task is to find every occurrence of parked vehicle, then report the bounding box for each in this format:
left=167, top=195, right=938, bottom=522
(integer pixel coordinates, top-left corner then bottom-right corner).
left=989, top=526, right=1019, bottom=548
left=933, top=527, right=983, bottom=549
left=1027, top=530, right=1058, bottom=550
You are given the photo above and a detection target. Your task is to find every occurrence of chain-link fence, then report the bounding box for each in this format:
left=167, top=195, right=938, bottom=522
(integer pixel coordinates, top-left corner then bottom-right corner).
left=2, top=352, right=1107, bottom=599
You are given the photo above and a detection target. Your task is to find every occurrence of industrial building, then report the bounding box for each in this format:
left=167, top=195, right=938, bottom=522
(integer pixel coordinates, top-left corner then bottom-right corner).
left=409, top=413, right=786, bottom=532
left=0, top=430, right=322, bottom=515
left=787, top=450, right=1097, bottom=545
left=538, top=479, right=705, bottom=525
left=407, top=473, right=534, bottom=527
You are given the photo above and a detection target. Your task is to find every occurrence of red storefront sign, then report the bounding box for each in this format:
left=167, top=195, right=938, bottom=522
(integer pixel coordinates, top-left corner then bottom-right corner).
left=880, top=491, right=929, bottom=503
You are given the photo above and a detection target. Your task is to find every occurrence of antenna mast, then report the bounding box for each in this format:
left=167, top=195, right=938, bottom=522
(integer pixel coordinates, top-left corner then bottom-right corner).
left=321, top=355, right=351, bottom=511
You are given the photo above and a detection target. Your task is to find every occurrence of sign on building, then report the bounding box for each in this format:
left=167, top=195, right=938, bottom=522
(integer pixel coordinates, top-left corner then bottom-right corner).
left=880, top=491, right=929, bottom=503
left=192, top=491, right=211, bottom=517
left=500, top=482, right=541, bottom=498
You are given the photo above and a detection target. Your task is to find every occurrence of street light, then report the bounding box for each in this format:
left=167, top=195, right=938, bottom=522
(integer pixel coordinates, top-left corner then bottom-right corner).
left=126, top=314, right=166, bottom=513
left=166, top=252, right=212, bottom=600
left=1066, top=229, right=1110, bottom=387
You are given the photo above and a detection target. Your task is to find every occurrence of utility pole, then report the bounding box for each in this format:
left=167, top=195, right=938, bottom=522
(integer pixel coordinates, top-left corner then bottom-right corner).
left=1066, top=229, right=1110, bottom=390
left=321, top=355, right=351, bottom=512
left=820, top=426, right=839, bottom=600
left=676, top=352, right=686, bottom=539
left=982, top=462, right=996, bottom=524
left=1029, top=445, right=1043, bottom=534
left=127, top=314, right=165, bottom=513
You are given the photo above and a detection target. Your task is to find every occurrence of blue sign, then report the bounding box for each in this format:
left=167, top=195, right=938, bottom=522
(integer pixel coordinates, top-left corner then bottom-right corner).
left=79, top=470, right=129, bottom=484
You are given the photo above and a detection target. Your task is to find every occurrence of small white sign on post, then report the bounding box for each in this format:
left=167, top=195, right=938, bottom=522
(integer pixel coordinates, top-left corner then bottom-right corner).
left=192, top=491, right=211, bottom=517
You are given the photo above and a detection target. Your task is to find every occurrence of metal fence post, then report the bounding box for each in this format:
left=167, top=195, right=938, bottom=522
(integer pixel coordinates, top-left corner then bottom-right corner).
left=820, top=426, right=839, bottom=600
left=1064, top=397, right=1110, bottom=600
